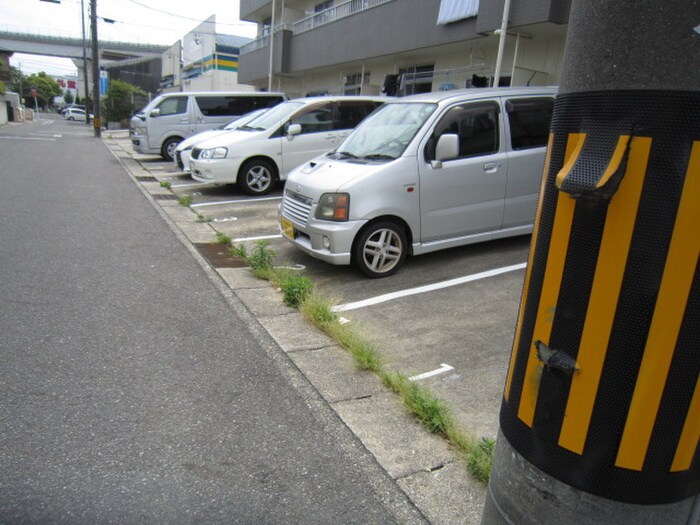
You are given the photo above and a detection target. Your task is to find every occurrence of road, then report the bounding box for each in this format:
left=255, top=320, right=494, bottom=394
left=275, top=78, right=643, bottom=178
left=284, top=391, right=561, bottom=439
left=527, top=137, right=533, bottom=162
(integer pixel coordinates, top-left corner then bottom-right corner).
left=0, top=117, right=427, bottom=523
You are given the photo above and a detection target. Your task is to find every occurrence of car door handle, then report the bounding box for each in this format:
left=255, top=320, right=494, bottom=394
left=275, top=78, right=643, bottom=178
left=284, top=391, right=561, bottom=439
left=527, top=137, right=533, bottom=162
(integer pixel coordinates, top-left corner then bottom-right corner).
left=483, top=162, right=501, bottom=173
left=179, top=117, right=189, bottom=123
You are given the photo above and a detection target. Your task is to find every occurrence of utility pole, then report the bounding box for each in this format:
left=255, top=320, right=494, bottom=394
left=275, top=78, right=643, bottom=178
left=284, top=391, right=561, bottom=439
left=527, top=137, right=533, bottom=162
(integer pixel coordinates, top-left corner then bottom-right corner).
left=90, top=0, right=101, bottom=137
left=482, top=1, right=699, bottom=524
left=80, top=0, right=89, bottom=125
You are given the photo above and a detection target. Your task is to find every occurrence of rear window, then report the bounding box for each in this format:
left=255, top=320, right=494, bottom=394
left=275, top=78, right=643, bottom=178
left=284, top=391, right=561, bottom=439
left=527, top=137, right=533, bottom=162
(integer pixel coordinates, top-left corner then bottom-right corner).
left=195, top=95, right=285, bottom=117
left=506, top=97, right=554, bottom=150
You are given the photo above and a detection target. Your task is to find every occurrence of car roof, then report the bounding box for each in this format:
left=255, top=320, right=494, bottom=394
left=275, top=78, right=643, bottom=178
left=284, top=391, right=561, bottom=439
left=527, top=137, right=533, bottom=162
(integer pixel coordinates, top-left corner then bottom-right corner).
left=385, top=86, right=558, bottom=105
left=158, top=91, right=287, bottom=97
left=287, top=95, right=388, bottom=104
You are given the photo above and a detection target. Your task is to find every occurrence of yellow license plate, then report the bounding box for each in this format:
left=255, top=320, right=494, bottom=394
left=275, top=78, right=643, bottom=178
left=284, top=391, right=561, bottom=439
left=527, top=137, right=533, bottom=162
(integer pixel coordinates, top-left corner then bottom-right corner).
left=280, top=217, right=295, bottom=239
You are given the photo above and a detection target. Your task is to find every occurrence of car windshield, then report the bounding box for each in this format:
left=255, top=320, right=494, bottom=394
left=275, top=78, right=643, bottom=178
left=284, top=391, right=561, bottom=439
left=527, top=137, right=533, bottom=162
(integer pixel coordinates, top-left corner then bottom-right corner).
left=222, top=109, right=268, bottom=130
left=238, top=102, right=305, bottom=132
left=332, top=102, right=437, bottom=160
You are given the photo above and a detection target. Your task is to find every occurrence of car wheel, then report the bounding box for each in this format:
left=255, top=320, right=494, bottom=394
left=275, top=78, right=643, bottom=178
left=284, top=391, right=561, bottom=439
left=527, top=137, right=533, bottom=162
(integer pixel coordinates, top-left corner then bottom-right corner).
left=68, top=116, right=74, bottom=121
left=161, top=137, right=181, bottom=162
left=353, top=221, right=407, bottom=278
left=238, top=159, right=276, bottom=195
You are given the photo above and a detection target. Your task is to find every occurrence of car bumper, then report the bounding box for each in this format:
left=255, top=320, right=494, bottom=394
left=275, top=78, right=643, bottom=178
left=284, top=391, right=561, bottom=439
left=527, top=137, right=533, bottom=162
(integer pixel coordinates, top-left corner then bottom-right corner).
left=175, top=150, right=191, bottom=172
left=279, top=211, right=365, bottom=266
left=190, top=158, right=242, bottom=184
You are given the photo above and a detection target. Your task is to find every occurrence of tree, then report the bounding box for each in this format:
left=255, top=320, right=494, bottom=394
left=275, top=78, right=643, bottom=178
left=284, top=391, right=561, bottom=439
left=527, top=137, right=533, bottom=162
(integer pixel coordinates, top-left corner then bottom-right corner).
left=63, top=89, right=74, bottom=105
left=23, top=72, right=61, bottom=109
left=103, top=79, right=146, bottom=123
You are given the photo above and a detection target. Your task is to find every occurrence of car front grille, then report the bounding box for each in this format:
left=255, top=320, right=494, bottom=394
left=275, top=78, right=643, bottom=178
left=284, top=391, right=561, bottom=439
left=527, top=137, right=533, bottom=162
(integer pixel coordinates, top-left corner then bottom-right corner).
left=191, top=148, right=202, bottom=160
left=282, top=190, right=313, bottom=224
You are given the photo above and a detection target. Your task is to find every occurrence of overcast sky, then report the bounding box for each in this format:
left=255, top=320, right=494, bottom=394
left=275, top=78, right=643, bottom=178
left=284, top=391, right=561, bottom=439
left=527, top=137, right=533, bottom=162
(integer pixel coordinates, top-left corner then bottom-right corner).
left=0, top=0, right=258, bottom=76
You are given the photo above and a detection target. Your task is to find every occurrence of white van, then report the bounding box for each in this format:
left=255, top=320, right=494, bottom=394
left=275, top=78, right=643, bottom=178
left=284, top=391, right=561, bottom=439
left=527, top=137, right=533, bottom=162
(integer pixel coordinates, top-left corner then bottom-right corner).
left=129, top=91, right=287, bottom=162
left=188, top=96, right=385, bottom=195
left=280, top=87, right=556, bottom=277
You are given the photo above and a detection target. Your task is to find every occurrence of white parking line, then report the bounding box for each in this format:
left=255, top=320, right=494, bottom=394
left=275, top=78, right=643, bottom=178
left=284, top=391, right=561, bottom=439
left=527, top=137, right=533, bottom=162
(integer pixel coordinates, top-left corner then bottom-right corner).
left=191, top=196, right=283, bottom=208
left=409, top=364, right=455, bottom=381
left=233, top=234, right=283, bottom=242
left=332, top=262, right=527, bottom=312
left=172, top=182, right=209, bottom=188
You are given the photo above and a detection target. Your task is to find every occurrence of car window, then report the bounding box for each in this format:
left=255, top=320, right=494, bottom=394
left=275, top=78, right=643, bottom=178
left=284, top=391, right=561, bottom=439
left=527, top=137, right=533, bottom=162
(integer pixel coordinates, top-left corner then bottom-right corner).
left=333, top=101, right=382, bottom=130
left=156, top=96, right=188, bottom=116
left=290, top=104, right=333, bottom=134
left=425, top=101, right=500, bottom=161
left=506, top=97, right=553, bottom=150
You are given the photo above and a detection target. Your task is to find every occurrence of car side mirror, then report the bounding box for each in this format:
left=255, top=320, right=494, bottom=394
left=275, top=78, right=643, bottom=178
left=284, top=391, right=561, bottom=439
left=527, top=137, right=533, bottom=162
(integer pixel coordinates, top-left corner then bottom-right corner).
left=149, top=108, right=161, bottom=118
left=287, top=123, right=302, bottom=139
left=435, top=133, right=459, bottom=162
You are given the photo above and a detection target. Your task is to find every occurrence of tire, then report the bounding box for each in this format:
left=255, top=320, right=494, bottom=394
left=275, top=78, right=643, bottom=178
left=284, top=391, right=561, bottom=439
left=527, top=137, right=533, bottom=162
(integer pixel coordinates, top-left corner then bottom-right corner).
left=67, top=116, right=75, bottom=121
left=161, top=137, right=181, bottom=162
left=238, top=158, right=276, bottom=195
left=353, top=221, right=407, bottom=278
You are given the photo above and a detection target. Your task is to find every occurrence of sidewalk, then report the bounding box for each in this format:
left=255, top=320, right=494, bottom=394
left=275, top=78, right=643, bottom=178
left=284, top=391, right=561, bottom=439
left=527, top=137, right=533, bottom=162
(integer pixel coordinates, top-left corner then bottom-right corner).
left=103, top=130, right=488, bottom=524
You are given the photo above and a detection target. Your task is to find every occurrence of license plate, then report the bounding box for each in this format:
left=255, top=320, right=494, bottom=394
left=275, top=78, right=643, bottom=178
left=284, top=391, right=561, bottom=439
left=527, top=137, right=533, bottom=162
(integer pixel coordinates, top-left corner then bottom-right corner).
left=280, top=217, right=295, bottom=239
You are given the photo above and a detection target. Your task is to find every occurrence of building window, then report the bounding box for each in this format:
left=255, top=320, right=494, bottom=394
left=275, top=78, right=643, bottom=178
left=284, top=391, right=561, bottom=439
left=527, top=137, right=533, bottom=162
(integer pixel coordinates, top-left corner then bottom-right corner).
left=399, top=65, right=434, bottom=96
left=343, top=72, right=370, bottom=95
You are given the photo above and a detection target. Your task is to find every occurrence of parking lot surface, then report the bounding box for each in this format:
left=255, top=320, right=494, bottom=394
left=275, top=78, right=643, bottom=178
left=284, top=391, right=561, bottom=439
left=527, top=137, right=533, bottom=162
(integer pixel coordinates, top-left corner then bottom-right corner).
left=105, top=130, right=535, bottom=523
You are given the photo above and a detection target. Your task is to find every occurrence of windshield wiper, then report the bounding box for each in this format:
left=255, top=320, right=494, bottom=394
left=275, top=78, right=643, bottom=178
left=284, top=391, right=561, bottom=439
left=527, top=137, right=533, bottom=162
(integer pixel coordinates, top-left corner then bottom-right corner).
left=238, top=125, right=265, bottom=131
left=362, top=154, right=396, bottom=161
left=332, top=151, right=359, bottom=159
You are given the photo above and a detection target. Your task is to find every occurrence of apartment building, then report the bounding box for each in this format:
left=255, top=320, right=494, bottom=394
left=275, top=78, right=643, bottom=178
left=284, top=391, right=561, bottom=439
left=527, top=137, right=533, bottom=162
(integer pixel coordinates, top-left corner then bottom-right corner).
left=238, top=0, right=571, bottom=98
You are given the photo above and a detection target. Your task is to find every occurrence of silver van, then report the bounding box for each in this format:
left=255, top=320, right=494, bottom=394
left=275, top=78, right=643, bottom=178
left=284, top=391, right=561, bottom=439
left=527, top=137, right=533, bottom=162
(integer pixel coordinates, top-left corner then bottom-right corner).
left=129, top=91, right=287, bottom=161
left=280, top=87, right=556, bottom=277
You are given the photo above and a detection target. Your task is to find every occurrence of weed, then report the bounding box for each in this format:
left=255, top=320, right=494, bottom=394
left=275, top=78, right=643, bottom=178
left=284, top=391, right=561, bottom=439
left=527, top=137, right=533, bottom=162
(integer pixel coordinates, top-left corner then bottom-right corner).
left=215, top=232, right=232, bottom=245
left=159, top=181, right=172, bottom=189
left=195, top=213, right=212, bottom=223
left=229, top=244, right=248, bottom=259
left=178, top=195, right=193, bottom=207
left=280, top=275, right=313, bottom=308
left=247, top=241, right=275, bottom=272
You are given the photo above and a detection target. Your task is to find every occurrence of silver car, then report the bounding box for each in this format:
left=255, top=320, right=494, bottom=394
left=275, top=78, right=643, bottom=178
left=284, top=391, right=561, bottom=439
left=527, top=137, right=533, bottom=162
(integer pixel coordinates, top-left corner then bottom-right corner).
left=280, top=87, right=556, bottom=278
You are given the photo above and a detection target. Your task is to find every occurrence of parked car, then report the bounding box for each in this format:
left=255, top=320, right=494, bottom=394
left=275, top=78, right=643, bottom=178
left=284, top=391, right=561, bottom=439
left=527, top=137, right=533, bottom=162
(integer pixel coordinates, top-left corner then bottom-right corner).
left=60, top=104, right=86, bottom=116
left=129, top=91, right=287, bottom=162
left=279, top=87, right=556, bottom=277
left=63, top=107, right=92, bottom=121
left=174, top=108, right=269, bottom=173
left=188, top=96, right=386, bottom=195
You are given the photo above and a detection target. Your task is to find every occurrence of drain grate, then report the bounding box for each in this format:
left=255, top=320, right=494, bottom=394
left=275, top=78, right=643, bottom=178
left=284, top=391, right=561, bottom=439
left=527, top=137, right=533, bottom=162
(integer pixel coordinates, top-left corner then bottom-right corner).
left=153, top=194, right=178, bottom=200
left=135, top=176, right=158, bottom=182
left=194, top=243, right=247, bottom=268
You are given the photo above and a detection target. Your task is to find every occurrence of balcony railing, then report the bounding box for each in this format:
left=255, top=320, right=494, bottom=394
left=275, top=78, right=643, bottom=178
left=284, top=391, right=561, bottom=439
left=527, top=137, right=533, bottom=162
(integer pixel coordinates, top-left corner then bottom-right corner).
left=240, top=0, right=394, bottom=55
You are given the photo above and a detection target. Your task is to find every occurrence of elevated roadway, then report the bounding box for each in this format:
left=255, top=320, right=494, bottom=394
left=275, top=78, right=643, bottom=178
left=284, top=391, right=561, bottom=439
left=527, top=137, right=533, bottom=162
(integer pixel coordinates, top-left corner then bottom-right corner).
left=0, top=27, right=168, bottom=61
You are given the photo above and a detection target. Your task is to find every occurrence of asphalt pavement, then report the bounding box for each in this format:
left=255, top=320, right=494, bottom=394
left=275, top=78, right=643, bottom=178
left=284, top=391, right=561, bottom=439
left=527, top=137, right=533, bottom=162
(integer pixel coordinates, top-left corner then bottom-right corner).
left=0, top=117, right=454, bottom=523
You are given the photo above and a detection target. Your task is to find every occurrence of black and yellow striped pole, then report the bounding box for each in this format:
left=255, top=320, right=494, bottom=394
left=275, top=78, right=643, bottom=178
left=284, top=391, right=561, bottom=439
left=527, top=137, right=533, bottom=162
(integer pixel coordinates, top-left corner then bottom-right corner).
left=482, top=1, right=699, bottom=523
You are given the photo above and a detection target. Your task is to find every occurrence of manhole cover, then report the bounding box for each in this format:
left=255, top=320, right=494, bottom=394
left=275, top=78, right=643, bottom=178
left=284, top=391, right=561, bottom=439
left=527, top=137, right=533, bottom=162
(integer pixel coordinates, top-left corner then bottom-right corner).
left=194, top=243, right=247, bottom=268
left=135, top=176, right=158, bottom=182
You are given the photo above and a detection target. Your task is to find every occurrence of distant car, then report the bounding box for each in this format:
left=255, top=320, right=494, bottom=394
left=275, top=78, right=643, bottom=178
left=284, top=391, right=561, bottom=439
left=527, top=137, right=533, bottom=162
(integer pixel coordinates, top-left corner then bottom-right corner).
left=63, top=107, right=92, bottom=121
left=174, top=108, right=269, bottom=173
left=188, top=96, right=385, bottom=195
left=60, top=105, right=86, bottom=116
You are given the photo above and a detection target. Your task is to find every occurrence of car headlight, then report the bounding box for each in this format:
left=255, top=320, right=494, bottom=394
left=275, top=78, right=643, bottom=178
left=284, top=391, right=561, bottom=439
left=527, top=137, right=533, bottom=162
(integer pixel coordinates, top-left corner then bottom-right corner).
left=315, top=193, right=350, bottom=221
left=200, top=147, right=228, bottom=159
